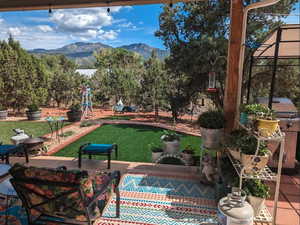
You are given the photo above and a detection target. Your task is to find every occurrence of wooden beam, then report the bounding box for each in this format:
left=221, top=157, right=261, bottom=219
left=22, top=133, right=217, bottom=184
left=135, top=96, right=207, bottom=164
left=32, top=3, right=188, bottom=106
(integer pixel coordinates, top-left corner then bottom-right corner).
left=224, top=0, right=244, bottom=132
left=0, top=0, right=195, bottom=12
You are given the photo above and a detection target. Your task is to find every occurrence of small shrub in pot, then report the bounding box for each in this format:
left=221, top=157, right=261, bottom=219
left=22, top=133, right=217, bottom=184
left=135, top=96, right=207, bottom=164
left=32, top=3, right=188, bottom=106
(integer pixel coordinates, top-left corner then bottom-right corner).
left=197, top=110, right=225, bottom=149
left=67, top=103, right=82, bottom=122
left=26, top=104, right=41, bottom=121
left=161, top=130, right=180, bottom=154
left=243, top=179, right=270, bottom=216
left=182, top=145, right=195, bottom=164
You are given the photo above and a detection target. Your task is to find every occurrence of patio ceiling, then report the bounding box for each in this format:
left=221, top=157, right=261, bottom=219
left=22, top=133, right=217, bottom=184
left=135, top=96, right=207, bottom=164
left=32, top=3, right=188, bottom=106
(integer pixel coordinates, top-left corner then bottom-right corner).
left=253, top=24, right=300, bottom=59
left=0, top=0, right=195, bottom=11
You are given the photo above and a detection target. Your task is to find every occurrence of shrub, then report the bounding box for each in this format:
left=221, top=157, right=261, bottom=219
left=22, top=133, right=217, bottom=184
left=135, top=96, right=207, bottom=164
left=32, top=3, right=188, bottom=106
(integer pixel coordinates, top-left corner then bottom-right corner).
left=243, top=179, right=270, bottom=199
left=69, top=103, right=81, bottom=112
left=0, top=104, right=7, bottom=111
left=161, top=130, right=180, bottom=142
left=27, top=104, right=40, bottom=112
left=197, top=110, right=225, bottom=129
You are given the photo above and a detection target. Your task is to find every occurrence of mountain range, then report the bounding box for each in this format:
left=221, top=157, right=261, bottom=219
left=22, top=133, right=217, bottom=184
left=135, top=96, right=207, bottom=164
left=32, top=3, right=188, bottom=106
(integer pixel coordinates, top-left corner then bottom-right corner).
left=29, top=42, right=169, bottom=68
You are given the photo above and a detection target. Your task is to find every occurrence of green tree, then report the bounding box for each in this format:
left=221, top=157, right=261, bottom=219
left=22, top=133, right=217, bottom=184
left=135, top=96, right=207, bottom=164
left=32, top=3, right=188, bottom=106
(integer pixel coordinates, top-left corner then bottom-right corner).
left=155, top=0, right=298, bottom=111
left=140, top=51, right=167, bottom=119
left=93, top=48, right=143, bottom=105
left=0, top=37, right=49, bottom=111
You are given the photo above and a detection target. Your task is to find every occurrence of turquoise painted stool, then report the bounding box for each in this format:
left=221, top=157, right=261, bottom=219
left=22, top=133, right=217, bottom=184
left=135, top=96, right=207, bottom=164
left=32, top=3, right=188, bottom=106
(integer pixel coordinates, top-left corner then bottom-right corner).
left=78, top=143, right=118, bottom=169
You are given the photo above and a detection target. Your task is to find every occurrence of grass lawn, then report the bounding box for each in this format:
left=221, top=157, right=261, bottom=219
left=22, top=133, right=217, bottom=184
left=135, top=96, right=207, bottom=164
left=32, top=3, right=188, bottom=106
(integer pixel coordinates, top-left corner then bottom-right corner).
left=0, top=121, right=69, bottom=144
left=54, top=124, right=202, bottom=163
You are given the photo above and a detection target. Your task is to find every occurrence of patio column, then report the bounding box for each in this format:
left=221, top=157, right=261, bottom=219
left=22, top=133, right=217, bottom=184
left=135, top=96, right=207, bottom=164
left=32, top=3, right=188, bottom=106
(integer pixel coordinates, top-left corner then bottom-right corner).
left=224, top=0, right=244, bottom=132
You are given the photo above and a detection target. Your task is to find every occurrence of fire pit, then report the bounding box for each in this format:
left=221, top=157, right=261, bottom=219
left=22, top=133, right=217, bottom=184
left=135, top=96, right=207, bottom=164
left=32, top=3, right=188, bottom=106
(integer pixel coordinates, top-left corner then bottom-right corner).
left=22, top=137, right=48, bottom=162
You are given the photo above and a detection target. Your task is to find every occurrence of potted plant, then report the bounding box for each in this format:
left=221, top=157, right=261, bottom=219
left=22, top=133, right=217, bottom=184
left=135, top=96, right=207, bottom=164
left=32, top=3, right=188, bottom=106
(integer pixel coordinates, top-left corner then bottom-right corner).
left=181, top=145, right=195, bottom=165
left=240, top=134, right=272, bottom=174
left=67, top=103, right=82, bottom=122
left=161, top=130, right=180, bottom=154
left=0, top=104, right=8, bottom=120
left=256, top=109, right=280, bottom=137
left=244, top=179, right=270, bottom=217
left=226, top=129, right=248, bottom=160
left=149, top=143, right=163, bottom=162
left=197, top=110, right=225, bottom=149
left=26, top=104, right=41, bottom=121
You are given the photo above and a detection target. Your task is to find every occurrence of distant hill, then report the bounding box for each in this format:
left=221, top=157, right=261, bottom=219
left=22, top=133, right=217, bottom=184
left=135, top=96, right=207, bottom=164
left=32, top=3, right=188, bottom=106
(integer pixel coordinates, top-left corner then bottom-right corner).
left=29, top=42, right=169, bottom=68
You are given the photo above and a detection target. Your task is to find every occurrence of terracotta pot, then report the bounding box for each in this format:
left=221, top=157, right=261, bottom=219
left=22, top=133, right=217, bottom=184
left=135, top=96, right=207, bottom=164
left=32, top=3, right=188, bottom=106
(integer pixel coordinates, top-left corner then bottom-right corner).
left=241, top=153, right=269, bottom=174
left=247, top=195, right=265, bottom=217
left=163, top=140, right=180, bottom=154
left=200, top=127, right=224, bottom=149
left=257, top=119, right=280, bottom=137
left=152, top=151, right=163, bottom=162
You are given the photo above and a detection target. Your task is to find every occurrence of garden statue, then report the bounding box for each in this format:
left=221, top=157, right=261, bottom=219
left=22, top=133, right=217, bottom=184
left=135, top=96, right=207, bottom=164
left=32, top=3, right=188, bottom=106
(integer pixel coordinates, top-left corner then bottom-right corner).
left=200, top=153, right=218, bottom=185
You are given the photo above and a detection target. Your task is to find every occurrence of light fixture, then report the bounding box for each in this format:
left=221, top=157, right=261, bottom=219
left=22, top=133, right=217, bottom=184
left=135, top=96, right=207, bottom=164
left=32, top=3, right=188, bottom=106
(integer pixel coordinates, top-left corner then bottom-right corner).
left=169, top=1, right=173, bottom=8
left=107, top=1, right=110, bottom=14
left=48, top=4, right=52, bottom=14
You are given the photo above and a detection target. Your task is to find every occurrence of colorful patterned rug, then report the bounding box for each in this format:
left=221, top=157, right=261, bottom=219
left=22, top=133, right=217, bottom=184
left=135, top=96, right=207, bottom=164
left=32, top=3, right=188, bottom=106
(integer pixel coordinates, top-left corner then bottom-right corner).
left=96, top=172, right=218, bottom=225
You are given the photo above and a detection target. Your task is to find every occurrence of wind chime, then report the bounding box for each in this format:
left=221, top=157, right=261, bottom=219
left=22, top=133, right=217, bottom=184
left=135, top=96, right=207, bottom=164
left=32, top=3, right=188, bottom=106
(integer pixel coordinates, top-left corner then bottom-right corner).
left=81, top=85, right=93, bottom=119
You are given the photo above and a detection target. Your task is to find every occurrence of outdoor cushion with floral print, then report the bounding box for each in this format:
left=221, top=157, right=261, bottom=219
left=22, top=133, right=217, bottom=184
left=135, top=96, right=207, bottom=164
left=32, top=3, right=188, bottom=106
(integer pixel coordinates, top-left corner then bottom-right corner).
left=9, top=164, right=112, bottom=222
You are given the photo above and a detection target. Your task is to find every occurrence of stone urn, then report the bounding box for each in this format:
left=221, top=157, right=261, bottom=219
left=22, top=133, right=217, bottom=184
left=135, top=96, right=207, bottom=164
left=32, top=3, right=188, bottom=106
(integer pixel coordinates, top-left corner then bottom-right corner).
left=0, top=110, right=8, bottom=120
left=26, top=110, right=41, bottom=121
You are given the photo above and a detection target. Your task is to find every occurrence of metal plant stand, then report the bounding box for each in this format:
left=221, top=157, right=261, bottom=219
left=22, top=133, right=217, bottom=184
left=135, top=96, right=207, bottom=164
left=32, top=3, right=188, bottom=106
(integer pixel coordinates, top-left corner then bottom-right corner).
left=226, top=122, right=285, bottom=225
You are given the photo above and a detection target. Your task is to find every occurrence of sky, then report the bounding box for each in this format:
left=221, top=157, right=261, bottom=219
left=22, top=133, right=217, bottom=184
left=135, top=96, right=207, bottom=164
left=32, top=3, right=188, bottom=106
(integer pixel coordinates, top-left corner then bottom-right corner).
left=0, top=2, right=299, bottom=51
left=0, top=4, right=165, bottom=50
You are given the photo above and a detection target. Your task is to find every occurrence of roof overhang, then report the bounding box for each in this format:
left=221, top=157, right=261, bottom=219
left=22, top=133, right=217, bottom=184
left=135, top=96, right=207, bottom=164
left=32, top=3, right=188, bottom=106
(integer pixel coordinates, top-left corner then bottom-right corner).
left=253, top=24, right=300, bottom=59
left=0, top=0, right=195, bottom=12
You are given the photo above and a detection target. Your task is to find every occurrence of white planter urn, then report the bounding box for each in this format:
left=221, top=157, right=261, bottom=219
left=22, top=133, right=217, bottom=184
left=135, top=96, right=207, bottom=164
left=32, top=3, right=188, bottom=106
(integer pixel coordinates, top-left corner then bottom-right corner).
left=163, top=140, right=180, bottom=154
left=152, top=152, right=163, bottom=162
left=200, top=127, right=224, bottom=149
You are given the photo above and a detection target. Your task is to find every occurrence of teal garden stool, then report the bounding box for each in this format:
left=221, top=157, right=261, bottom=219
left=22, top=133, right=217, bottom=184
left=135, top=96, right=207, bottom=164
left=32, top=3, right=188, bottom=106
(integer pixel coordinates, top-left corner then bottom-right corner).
left=78, top=143, right=118, bottom=169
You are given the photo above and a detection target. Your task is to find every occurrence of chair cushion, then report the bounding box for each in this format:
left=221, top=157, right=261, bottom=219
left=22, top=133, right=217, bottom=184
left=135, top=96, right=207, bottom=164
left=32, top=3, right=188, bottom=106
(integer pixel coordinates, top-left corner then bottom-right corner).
left=82, top=144, right=113, bottom=154
left=0, top=145, right=18, bottom=155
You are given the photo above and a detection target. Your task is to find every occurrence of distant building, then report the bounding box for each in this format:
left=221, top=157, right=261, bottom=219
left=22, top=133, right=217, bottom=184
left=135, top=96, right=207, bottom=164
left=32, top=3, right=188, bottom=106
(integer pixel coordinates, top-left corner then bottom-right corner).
left=75, top=69, right=97, bottom=78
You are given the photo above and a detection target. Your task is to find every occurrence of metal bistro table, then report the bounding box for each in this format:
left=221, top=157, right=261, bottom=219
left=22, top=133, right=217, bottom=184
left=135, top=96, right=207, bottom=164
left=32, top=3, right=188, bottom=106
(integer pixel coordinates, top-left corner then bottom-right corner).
left=46, top=116, right=65, bottom=142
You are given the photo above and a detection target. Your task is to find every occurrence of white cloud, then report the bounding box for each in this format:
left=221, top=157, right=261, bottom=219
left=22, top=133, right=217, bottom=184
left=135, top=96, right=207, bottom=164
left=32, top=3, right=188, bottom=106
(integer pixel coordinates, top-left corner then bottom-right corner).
left=118, top=22, right=133, bottom=28
left=8, top=27, right=22, bottom=36
left=99, top=30, right=118, bottom=40
left=37, top=25, right=53, bottom=32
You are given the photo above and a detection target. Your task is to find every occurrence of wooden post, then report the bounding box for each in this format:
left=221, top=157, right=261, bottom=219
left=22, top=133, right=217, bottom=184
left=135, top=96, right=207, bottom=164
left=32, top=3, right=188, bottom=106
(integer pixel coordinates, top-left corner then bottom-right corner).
left=224, top=0, right=245, bottom=132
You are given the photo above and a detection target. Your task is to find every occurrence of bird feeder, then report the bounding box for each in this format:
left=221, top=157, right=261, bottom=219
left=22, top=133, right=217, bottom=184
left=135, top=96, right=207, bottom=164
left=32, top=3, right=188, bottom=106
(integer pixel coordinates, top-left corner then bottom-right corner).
left=207, top=71, right=217, bottom=93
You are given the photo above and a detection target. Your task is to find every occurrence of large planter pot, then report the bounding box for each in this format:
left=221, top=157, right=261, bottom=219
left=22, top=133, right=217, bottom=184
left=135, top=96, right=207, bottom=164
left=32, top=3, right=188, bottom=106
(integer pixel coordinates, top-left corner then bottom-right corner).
left=241, top=153, right=269, bottom=174
left=152, top=151, right=163, bottom=162
left=181, top=151, right=194, bottom=166
left=26, top=111, right=41, bottom=121
left=67, top=111, right=82, bottom=122
left=0, top=110, right=8, bottom=120
left=247, top=195, right=265, bottom=217
left=257, top=119, right=280, bottom=137
left=163, top=140, right=180, bottom=154
left=200, top=127, right=224, bottom=149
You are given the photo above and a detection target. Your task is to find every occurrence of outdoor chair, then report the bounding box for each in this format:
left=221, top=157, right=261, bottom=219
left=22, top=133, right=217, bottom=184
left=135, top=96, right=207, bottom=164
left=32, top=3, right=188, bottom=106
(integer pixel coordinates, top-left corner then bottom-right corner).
left=9, top=163, right=121, bottom=225
left=0, top=144, right=26, bottom=164
left=78, top=143, right=118, bottom=169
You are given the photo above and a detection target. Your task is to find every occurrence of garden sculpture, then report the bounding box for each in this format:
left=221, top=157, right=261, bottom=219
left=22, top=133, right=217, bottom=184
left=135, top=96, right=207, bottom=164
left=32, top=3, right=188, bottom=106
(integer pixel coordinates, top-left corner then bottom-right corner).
left=81, top=85, right=93, bottom=119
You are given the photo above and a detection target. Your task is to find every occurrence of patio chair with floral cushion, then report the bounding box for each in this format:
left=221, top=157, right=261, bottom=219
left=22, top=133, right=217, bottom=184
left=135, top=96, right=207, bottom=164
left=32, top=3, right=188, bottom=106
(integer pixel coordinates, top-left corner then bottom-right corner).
left=9, top=163, right=120, bottom=225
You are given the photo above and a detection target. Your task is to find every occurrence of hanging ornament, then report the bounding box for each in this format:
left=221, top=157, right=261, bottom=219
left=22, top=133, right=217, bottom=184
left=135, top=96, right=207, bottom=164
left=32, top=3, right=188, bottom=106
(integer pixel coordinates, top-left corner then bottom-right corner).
left=207, top=71, right=217, bottom=93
